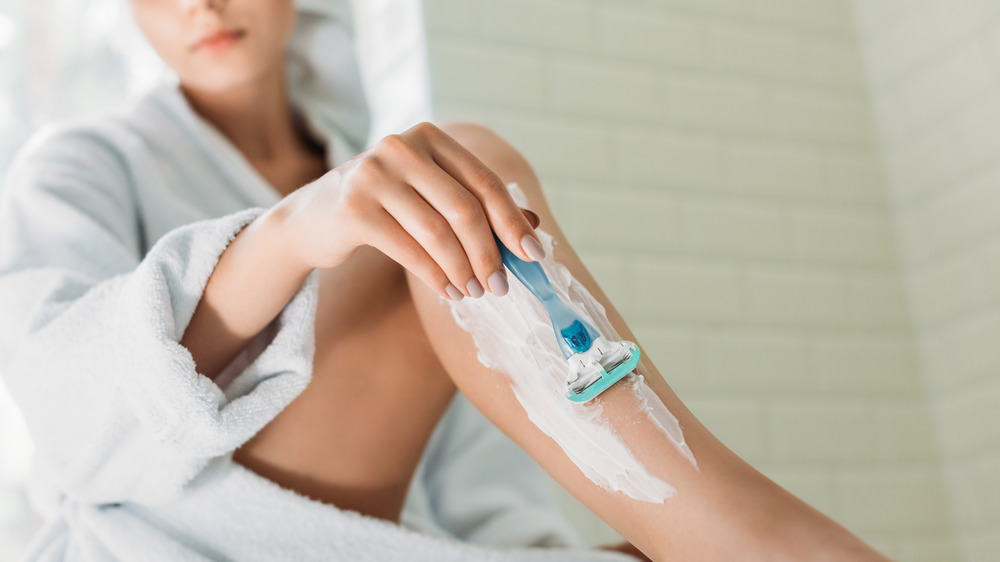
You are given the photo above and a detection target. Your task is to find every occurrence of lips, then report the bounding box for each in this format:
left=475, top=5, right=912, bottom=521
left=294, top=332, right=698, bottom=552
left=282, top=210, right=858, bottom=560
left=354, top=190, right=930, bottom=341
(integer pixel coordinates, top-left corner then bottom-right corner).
left=193, top=28, right=245, bottom=52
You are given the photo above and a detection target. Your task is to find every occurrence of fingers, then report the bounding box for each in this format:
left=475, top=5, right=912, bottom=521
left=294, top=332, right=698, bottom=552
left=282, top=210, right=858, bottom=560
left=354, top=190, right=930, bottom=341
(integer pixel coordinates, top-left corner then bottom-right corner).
left=361, top=209, right=460, bottom=301
left=399, top=162, right=509, bottom=296
left=410, top=123, right=544, bottom=265
left=380, top=181, right=482, bottom=298
left=356, top=123, right=543, bottom=300
left=385, top=179, right=539, bottom=299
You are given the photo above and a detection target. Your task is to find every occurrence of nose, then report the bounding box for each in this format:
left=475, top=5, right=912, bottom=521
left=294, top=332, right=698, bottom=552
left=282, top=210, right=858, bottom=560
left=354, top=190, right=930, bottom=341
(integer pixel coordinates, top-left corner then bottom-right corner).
left=180, top=0, right=227, bottom=13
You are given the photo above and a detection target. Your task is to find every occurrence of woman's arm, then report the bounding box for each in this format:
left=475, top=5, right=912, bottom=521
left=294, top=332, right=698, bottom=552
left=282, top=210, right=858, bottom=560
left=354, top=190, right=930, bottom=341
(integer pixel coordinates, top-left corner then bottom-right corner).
left=0, top=127, right=319, bottom=504
left=180, top=204, right=314, bottom=380
left=405, top=123, right=891, bottom=562
left=183, top=122, right=542, bottom=381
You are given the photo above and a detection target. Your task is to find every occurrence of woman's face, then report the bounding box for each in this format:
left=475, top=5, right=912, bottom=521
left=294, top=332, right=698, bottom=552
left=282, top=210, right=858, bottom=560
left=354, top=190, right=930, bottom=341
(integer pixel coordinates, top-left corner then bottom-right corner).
left=131, top=0, right=297, bottom=92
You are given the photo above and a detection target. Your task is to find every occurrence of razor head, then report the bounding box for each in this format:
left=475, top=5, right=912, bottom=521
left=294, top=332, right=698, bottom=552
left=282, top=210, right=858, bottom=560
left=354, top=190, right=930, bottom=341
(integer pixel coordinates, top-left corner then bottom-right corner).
left=565, top=337, right=641, bottom=403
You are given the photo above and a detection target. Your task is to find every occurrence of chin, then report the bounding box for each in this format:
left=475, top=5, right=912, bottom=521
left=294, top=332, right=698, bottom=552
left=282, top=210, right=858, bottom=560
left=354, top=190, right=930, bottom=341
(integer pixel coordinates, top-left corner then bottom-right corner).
left=187, top=73, right=262, bottom=94
left=183, top=57, right=277, bottom=94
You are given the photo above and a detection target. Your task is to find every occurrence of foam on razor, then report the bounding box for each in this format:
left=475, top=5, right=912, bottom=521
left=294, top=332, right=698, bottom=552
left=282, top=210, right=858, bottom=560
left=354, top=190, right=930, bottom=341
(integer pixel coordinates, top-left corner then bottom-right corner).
left=445, top=183, right=697, bottom=503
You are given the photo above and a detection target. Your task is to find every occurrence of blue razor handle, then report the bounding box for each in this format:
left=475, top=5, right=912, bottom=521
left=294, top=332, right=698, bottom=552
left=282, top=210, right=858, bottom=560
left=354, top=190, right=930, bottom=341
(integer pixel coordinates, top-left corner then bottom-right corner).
left=494, top=233, right=601, bottom=360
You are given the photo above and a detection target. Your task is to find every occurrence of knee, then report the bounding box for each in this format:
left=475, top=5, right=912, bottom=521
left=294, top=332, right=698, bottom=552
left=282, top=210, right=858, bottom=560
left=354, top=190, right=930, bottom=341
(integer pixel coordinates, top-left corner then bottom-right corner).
left=437, top=121, right=501, bottom=146
left=436, top=121, right=537, bottom=185
left=438, top=122, right=518, bottom=162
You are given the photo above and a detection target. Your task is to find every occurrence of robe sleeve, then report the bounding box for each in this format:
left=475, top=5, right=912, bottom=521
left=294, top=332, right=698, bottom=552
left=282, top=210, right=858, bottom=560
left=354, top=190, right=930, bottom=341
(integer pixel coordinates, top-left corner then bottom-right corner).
left=0, top=125, right=319, bottom=507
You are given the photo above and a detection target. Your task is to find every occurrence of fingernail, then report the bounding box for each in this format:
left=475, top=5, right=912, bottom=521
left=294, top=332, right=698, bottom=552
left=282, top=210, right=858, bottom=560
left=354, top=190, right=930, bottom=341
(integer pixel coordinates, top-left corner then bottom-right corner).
left=521, top=208, right=540, bottom=229
left=466, top=278, right=485, bottom=298
left=487, top=269, right=509, bottom=297
left=445, top=283, right=464, bottom=301
left=521, top=234, right=545, bottom=262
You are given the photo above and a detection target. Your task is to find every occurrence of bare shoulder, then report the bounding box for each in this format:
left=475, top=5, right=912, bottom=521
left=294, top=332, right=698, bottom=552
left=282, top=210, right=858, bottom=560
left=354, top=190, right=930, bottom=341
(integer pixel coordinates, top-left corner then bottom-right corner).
left=436, top=121, right=558, bottom=230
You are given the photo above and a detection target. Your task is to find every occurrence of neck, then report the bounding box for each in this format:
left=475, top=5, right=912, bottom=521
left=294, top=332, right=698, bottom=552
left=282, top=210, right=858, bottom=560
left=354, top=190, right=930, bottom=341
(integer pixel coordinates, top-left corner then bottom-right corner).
left=181, top=63, right=305, bottom=162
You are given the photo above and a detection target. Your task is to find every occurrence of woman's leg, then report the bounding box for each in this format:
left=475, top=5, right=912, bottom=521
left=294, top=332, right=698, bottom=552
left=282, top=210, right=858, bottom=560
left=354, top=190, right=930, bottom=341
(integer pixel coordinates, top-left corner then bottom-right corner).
left=233, top=246, right=457, bottom=521
left=403, top=123, right=891, bottom=562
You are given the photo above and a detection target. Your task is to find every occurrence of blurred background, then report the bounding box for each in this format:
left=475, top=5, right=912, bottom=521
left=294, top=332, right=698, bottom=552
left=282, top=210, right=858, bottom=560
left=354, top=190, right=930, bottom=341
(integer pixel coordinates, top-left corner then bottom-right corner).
left=2, top=0, right=998, bottom=560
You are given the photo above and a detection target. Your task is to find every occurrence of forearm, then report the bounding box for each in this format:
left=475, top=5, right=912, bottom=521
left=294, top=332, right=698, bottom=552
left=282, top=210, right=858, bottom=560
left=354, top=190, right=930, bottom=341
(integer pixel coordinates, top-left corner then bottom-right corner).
left=180, top=202, right=314, bottom=380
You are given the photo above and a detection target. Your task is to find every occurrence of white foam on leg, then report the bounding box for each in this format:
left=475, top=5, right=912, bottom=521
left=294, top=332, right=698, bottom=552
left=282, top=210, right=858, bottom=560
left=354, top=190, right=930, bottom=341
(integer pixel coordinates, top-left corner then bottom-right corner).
left=445, top=183, right=696, bottom=503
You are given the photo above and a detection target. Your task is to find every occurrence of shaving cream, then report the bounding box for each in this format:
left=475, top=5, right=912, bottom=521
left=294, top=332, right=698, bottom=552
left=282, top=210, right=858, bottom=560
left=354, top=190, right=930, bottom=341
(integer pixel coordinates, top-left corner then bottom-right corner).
left=446, top=183, right=697, bottom=503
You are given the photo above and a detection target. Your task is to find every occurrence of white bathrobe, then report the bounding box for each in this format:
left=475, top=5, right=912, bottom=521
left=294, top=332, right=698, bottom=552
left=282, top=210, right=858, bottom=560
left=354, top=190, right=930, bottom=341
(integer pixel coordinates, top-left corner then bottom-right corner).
left=0, top=79, right=634, bottom=561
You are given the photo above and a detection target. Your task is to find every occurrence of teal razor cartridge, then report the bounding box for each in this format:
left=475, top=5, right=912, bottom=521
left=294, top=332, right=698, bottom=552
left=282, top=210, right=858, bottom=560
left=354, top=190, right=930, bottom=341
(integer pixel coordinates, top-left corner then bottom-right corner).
left=495, top=234, right=641, bottom=402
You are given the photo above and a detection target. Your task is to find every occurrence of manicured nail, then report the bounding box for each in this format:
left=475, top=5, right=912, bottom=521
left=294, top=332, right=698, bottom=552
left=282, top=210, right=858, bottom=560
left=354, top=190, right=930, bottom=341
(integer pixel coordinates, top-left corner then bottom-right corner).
left=521, top=234, right=545, bottom=261
left=466, top=277, right=485, bottom=298
left=487, top=269, right=509, bottom=297
left=445, top=283, right=464, bottom=301
left=521, top=208, right=540, bottom=229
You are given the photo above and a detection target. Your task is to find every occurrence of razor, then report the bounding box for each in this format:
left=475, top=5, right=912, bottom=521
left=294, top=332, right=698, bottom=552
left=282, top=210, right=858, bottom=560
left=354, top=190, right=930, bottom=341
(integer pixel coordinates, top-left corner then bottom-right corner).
left=495, top=234, right=641, bottom=402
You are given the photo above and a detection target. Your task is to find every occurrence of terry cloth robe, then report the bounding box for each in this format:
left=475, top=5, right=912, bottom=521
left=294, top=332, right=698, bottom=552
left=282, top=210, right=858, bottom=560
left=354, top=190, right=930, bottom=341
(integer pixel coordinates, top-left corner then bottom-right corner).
left=0, top=82, right=634, bottom=562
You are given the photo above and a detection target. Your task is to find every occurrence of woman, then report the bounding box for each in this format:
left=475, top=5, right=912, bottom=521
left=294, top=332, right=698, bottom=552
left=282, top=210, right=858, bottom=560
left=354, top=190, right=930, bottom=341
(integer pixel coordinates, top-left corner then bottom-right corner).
left=0, top=0, right=891, bottom=560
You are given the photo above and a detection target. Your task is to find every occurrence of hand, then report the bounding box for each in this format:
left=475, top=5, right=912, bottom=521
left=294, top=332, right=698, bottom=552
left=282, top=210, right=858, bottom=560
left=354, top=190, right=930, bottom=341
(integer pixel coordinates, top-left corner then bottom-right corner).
left=279, top=122, right=544, bottom=300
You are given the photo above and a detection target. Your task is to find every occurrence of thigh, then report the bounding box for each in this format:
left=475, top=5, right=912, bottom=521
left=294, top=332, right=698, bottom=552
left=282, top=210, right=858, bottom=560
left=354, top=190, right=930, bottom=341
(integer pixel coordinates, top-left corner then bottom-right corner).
left=233, top=246, right=457, bottom=521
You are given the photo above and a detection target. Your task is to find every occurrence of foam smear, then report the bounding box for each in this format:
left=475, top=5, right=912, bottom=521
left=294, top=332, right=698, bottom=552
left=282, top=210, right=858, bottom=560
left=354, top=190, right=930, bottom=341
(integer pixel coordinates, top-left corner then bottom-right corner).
left=445, top=183, right=697, bottom=503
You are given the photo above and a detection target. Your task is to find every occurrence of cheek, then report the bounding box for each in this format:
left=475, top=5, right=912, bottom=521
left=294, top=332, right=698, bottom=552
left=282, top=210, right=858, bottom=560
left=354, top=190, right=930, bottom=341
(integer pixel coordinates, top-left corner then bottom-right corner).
left=133, top=9, right=191, bottom=73
left=259, top=0, right=298, bottom=52
left=277, top=0, right=297, bottom=32
left=235, top=2, right=297, bottom=70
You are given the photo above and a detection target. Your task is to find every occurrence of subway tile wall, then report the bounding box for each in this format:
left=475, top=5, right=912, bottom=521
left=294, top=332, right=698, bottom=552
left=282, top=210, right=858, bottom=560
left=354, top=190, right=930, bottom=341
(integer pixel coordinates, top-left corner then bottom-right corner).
left=418, top=0, right=955, bottom=559
left=853, top=0, right=1000, bottom=560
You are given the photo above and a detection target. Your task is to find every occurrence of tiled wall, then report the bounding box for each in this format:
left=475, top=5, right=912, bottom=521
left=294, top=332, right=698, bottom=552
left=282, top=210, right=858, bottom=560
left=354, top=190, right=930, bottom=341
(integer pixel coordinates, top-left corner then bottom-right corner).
left=853, top=1, right=1000, bottom=560
left=418, top=0, right=954, bottom=558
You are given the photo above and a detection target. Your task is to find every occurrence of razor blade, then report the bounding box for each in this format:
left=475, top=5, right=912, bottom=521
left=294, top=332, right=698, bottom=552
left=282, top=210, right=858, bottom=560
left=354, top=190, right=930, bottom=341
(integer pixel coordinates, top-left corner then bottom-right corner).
left=565, top=336, right=641, bottom=403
